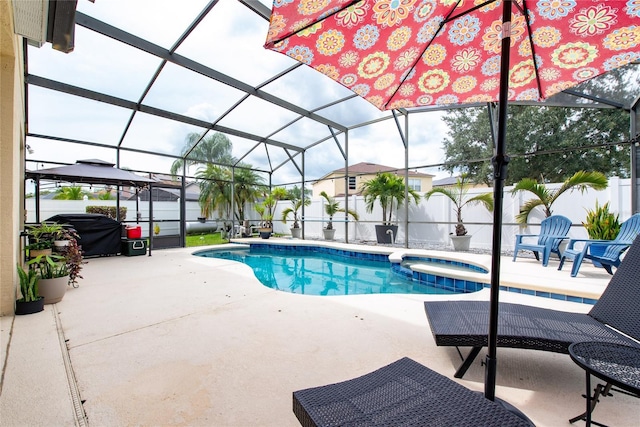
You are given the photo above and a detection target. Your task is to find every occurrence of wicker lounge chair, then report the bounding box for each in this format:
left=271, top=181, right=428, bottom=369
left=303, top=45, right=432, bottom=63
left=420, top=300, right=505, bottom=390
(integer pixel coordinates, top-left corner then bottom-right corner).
left=425, top=234, right=640, bottom=379
left=293, top=357, right=534, bottom=426
left=513, top=215, right=572, bottom=266
left=558, top=213, right=640, bottom=277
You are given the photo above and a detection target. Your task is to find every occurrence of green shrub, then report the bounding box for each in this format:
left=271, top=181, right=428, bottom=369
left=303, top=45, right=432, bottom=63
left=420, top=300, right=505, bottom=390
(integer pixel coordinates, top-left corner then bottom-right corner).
left=583, top=201, right=621, bottom=240
left=86, top=205, right=127, bottom=220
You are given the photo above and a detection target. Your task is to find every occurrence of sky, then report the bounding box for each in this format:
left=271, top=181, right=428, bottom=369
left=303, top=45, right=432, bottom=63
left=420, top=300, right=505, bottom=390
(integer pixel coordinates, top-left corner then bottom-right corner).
left=24, top=0, right=453, bottom=188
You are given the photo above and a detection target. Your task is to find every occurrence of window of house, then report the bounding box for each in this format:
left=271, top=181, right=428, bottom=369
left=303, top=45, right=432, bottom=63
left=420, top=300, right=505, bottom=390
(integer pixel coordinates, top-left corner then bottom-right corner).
left=348, top=176, right=356, bottom=190
left=408, top=178, right=421, bottom=192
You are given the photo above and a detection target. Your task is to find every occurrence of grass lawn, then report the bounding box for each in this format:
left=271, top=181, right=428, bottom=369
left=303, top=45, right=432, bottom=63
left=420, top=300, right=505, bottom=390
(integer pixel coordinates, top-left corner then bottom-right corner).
left=185, top=232, right=286, bottom=247
left=185, top=232, right=228, bottom=247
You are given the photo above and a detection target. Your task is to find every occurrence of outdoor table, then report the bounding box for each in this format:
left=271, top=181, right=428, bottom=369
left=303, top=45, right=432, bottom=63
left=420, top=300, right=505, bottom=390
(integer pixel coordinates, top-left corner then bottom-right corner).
left=568, top=341, right=640, bottom=426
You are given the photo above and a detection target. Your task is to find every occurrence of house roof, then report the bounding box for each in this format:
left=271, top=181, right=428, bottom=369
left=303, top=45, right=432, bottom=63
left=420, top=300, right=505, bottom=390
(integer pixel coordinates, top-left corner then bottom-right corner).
left=432, top=176, right=460, bottom=186
left=319, top=162, right=434, bottom=181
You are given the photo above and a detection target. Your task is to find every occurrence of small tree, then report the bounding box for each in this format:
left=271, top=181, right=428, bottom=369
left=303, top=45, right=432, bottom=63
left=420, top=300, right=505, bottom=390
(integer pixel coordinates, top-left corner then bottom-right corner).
left=511, top=171, right=608, bottom=224
left=424, top=174, right=493, bottom=236
left=281, top=197, right=311, bottom=229
left=361, top=172, right=420, bottom=225
left=319, top=191, right=359, bottom=230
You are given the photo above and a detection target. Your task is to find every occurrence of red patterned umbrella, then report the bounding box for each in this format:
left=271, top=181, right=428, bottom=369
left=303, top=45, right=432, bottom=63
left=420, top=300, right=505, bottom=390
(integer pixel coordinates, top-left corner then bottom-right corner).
left=264, top=0, right=640, bottom=400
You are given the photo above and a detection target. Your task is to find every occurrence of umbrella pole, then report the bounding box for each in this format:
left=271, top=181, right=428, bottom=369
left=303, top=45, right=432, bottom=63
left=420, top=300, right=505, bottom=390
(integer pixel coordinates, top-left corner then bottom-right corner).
left=485, top=0, right=513, bottom=401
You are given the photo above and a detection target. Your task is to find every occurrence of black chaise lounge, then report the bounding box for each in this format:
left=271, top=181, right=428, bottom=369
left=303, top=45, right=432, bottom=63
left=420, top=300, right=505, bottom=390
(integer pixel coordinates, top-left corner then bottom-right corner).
left=293, top=357, right=534, bottom=426
left=425, top=235, right=640, bottom=379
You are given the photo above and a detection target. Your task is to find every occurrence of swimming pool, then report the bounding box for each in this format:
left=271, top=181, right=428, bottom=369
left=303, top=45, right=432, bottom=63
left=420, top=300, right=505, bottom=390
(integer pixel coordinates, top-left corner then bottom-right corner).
left=194, top=243, right=489, bottom=296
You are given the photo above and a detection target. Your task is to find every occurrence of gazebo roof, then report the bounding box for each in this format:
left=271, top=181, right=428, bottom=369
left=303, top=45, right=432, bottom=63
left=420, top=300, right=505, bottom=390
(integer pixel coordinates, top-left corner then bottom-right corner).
left=25, top=159, right=156, bottom=187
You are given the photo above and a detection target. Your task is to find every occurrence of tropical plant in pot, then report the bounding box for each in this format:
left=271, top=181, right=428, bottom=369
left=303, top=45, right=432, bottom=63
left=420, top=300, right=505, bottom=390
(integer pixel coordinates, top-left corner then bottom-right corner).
left=281, top=196, right=311, bottom=239
left=424, top=174, right=493, bottom=251
left=25, top=222, right=64, bottom=257
left=15, top=264, right=44, bottom=315
left=583, top=201, right=621, bottom=240
left=26, top=231, right=84, bottom=303
left=583, top=201, right=621, bottom=266
left=319, top=191, right=359, bottom=240
left=254, top=202, right=273, bottom=239
left=27, top=252, right=70, bottom=304
left=255, top=187, right=287, bottom=238
left=361, top=172, right=420, bottom=244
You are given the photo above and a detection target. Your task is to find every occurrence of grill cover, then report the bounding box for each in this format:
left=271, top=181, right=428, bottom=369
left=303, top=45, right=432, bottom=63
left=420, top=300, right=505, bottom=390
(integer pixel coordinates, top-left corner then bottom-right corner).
left=46, top=214, right=123, bottom=257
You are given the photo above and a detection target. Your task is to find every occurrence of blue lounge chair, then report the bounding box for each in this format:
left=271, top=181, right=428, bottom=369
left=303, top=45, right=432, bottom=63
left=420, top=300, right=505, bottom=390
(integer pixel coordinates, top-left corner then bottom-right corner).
left=558, top=213, right=640, bottom=277
left=513, top=215, right=572, bottom=266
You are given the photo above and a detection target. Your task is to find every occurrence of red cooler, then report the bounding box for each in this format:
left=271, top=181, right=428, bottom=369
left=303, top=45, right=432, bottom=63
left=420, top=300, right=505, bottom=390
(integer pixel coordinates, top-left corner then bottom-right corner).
left=126, top=225, right=142, bottom=239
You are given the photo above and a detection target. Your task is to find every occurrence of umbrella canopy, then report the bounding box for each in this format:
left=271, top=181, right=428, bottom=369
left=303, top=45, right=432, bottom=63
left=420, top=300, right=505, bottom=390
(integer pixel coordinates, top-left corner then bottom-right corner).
left=265, top=0, right=639, bottom=110
left=264, top=0, right=640, bottom=401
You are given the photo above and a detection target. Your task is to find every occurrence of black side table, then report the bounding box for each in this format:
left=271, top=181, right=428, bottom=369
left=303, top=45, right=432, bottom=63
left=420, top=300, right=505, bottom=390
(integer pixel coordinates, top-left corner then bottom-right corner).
left=569, top=342, right=640, bottom=426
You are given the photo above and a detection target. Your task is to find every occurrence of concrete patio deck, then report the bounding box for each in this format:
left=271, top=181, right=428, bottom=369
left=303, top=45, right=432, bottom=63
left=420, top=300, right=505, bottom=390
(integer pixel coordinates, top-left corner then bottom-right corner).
left=1, top=240, right=638, bottom=426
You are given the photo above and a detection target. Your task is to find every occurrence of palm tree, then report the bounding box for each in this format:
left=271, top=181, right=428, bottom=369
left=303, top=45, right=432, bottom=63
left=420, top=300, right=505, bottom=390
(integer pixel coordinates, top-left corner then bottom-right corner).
left=361, top=172, right=420, bottom=225
left=281, top=197, right=311, bottom=229
left=319, top=191, right=359, bottom=230
left=196, top=164, right=233, bottom=219
left=170, top=132, right=234, bottom=176
left=233, top=166, right=264, bottom=222
left=424, top=174, right=494, bottom=236
left=53, top=186, right=91, bottom=200
left=97, top=186, right=115, bottom=200
left=511, top=171, right=608, bottom=224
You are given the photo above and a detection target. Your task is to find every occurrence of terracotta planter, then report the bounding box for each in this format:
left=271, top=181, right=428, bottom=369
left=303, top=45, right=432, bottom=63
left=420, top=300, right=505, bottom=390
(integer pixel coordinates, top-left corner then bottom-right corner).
left=38, top=275, right=69, bottom=304
left=15, top=298, right=45, bottom=315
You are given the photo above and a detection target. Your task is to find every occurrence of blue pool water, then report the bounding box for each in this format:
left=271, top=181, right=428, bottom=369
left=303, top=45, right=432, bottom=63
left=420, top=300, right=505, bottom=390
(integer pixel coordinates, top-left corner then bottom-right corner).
left=194, top=245, right=465, bottom=296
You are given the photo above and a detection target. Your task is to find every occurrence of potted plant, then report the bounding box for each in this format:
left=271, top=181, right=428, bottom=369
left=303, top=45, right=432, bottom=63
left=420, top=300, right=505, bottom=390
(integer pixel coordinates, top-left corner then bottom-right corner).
left=25, top=222, right=64, bottom=258
left=27, top=252, right=69, bottom=304
left=583, top=201, right=621, bottom=266
left=424, top=174, right=493, bottom=251
left=15, top=264, right=44, bottom=315
left=255, top=188, right=287, bottom=239
left=255, top=197, right=274, bottom=239
left=46, top=226, right=84, bottom=287
left=64, top=234, right=85, bottom=288
left=361, top=172, right=420, bottom=244
left=319, top=191, right=359, bottom=240
left=281, top=196, right=311, bottom=239
left=23, top=224, right=84, bottom=303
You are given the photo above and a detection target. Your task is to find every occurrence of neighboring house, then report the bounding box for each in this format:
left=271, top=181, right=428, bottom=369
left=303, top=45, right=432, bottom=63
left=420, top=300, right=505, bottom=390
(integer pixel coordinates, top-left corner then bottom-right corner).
left=432, top=176, right=489, bottom=188
left=127, top=174, right=200, bottom=202
left=312, top=162, right=434, bottom=197
left=130, top=187, right=200, bottom=202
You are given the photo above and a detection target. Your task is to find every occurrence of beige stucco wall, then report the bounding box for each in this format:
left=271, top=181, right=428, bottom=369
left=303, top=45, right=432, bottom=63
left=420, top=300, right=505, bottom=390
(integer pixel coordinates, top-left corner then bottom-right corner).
left=312, top=178, right=335, bottom=198
left=0, top=0, right=25, bottom=316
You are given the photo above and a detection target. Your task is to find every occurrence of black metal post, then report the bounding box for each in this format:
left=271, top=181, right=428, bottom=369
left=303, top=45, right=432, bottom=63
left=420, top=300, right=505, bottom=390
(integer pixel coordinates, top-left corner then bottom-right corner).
left=485, top=0, right=513, bottom=401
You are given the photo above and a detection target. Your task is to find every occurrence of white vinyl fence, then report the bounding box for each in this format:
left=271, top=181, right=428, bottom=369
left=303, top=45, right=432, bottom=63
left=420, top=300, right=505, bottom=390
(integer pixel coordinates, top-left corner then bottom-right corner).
left=26, top=177, right=631, bottom=252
